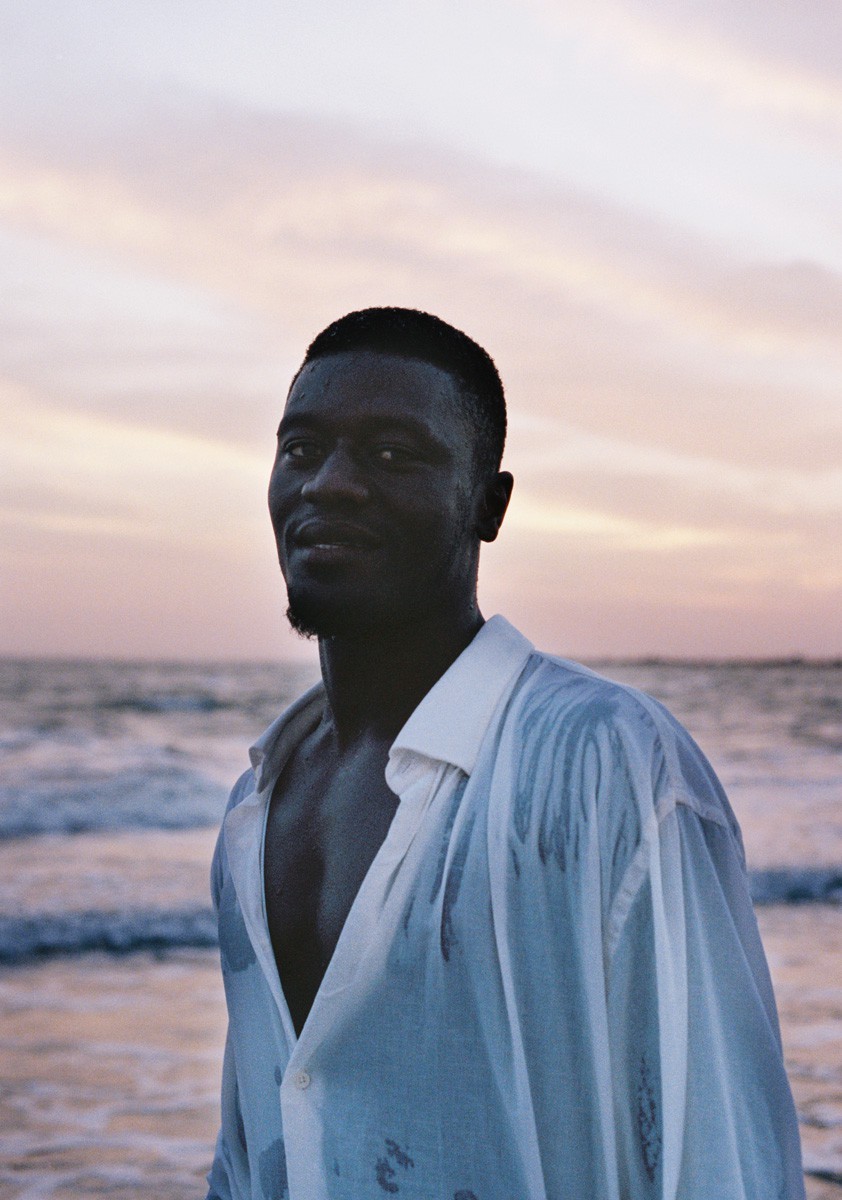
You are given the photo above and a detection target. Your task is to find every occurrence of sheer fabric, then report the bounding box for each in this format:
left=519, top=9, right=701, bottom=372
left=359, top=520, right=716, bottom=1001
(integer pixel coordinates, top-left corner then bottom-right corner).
left=207, top=616, right=804, bottom=1200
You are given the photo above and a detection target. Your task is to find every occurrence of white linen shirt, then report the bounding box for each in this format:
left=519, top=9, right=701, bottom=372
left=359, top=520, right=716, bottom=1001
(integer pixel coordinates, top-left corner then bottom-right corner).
left=206, top=616, right=805, bottom=1200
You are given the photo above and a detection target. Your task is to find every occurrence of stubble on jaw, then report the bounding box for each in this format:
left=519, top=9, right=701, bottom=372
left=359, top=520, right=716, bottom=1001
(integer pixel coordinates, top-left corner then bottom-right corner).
left=285, top=603, right=318, bottom=640
left=284, top=596, right=403, bottom=643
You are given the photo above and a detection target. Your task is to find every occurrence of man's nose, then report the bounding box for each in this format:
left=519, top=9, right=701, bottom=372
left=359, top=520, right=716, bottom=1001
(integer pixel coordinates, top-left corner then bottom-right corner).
left=300, top=446, right=369, bottom=504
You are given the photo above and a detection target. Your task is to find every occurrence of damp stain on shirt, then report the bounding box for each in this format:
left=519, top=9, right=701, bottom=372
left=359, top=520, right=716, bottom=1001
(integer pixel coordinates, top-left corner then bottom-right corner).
left=514, top=684, right=641, bottom=878
left=258, top=1137, right=288, bottom=1200
left=233, top=1080, right=246, bottom=1151
left=429, top=778, right=468, bottom=904
left=375, top=1137, right=415, bottom=1192
left=218, top=879, right=257, bottom=974
left=440, top=812, right=476, bottom=962
left=636, top=1053, right=661, bottom=1183
left=402, top=894, right=415, bottom=935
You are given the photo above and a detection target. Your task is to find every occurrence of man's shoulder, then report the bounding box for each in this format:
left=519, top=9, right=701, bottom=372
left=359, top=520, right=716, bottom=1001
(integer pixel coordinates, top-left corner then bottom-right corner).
left=512, top=649, right=669, bottom=748
left=509, top=649, right=740, bottom=838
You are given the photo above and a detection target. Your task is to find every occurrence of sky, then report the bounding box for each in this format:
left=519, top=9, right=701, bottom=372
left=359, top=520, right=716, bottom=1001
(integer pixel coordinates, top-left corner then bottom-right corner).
left=1, top=0, right=840, bottom=660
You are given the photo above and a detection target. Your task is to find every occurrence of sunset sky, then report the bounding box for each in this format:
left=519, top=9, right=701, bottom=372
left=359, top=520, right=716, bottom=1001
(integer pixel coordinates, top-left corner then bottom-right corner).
left=2, top=0, right=840, bottom=660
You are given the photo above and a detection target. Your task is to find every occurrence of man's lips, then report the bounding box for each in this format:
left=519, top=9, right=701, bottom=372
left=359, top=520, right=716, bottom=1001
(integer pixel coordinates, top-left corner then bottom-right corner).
left=291, top=520, right=380, bottom=550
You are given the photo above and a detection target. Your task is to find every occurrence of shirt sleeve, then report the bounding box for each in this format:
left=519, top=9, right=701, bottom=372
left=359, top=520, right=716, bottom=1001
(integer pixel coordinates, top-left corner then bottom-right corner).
left=607, top=799, right=806, bottom=1199
left=205, top=771, right=255, bottom=1200
left=205, top=1031, right=250, bottom=1200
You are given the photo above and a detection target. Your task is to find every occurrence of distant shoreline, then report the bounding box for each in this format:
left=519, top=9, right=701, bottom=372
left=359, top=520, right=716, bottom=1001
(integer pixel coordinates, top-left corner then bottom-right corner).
left=1, top=653, right=840, bottom=669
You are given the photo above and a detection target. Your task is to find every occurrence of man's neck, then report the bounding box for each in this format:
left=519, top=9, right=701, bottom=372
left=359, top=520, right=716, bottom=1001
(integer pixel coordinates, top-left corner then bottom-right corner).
left=317, top=605, right=484, bottom=751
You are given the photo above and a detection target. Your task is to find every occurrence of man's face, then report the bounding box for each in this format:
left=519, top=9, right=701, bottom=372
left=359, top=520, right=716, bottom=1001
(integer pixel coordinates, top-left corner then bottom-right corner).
left=269, top=350, right=490, bottom=639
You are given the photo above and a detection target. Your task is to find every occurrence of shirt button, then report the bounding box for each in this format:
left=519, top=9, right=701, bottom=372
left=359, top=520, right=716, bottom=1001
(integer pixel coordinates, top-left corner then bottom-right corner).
left=294, top=1069, right=311, bottom=1090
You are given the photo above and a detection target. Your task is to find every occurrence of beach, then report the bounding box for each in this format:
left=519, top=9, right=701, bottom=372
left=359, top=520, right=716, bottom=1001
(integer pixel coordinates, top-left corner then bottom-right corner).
left=1, top=906, right=840, bottom=1199
left=1, top=655, right=839, bottom=1195
left=764, top=905, right=842, bottom=1198
left=0, top=948, right=224, bottom=1200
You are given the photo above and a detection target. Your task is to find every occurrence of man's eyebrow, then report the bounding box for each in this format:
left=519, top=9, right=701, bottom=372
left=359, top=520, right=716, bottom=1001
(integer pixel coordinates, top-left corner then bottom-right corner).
left=277, top=414, right=444, bottom=442
left=276, top=414, right=318, bottom=436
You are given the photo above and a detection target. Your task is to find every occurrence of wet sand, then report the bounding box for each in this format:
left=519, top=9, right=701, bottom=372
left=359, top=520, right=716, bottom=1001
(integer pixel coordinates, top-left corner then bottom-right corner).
left=762, top=905, right=842, bottom=1199
left=0, top=949, right=226, bottom=1199
left=0, top=907, right=840, bottom=1199
left=0, top=829, right=219, bottom=917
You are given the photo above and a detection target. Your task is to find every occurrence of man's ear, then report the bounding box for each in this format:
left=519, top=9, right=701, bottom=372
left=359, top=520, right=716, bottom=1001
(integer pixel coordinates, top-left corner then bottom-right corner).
left=476, top=471, right=514, bottom=543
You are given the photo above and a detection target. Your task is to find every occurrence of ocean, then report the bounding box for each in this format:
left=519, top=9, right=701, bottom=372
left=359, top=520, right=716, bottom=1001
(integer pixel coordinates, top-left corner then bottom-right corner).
left=0, top=656, right=840, bottom=1198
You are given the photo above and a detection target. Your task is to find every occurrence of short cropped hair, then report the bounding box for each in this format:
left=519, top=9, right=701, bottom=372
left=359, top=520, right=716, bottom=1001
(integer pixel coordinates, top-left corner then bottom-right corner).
left=297, top=307, right=507, bottom=478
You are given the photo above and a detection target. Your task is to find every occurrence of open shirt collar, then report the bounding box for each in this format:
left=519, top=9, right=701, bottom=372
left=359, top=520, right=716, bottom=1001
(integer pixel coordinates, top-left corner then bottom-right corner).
left=385, top=615, right=533, bottom=792
left=247, top=615, right=534, bottom=797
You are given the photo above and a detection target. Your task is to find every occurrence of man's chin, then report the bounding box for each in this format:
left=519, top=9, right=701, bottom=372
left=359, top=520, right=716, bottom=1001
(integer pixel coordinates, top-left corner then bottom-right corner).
left=285, top=604, right=320, bottom=640
left=286, top=585, right=424, bottom=643
left=285, top=597, right=384, bottom=641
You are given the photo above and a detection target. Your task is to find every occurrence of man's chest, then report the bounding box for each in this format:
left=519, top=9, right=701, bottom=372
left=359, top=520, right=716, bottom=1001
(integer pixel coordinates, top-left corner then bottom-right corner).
left=262, top=734, right=399, bottom=1029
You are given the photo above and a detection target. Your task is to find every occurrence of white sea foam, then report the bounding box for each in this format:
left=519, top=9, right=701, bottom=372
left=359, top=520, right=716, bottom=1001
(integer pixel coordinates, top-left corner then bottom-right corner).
left=0, top=657, right=317, bottom=836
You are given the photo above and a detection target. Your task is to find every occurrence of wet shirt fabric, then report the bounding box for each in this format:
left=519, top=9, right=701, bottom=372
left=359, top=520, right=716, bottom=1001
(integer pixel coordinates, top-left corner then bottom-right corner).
left=206, top=616, right=804, bottom=1200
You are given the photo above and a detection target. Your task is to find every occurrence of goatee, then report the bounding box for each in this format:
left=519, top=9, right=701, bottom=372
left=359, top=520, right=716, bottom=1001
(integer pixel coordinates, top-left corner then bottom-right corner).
left=285, top=603, right=319, bottom=640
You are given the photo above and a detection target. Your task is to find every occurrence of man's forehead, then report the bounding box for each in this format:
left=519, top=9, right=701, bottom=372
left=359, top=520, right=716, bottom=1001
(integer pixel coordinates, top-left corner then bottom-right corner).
left=291, top=347, right=458, bottom=388
left=282, top=349, right=465, bottom=422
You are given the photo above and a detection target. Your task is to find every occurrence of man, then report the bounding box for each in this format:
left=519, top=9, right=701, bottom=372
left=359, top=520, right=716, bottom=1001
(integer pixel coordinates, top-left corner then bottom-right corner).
left=207, top=307, right=805, bottom=1199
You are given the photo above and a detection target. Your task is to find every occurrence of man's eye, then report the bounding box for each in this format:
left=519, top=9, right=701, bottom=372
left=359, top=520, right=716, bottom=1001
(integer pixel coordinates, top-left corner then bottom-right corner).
left=375, top=445, right=413, bottom=464
left=283, top=441, right=320, bottom=461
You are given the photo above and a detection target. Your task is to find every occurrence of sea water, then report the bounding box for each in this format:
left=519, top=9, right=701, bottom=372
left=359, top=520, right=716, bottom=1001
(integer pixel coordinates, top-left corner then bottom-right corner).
left=0, top=655, right=839, bottom=962
left=0, top=656, right=840, bottom=1197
